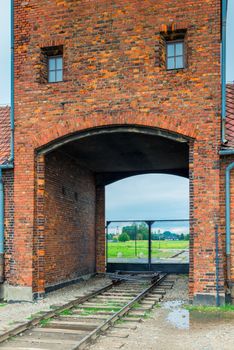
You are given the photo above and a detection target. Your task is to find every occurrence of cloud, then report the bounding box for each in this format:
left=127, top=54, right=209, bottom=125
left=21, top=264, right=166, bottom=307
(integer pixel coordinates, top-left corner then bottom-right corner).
left=106, top=174, right=189, bottom=220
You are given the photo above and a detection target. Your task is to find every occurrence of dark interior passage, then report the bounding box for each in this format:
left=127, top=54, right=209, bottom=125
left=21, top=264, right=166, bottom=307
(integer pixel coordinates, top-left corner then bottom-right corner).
left=42, top=127, right=190, bottom=288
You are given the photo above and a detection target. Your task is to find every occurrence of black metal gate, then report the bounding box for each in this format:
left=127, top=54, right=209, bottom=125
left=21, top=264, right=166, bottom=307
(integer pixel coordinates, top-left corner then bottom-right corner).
left=106, top=219, right=189, bottom=274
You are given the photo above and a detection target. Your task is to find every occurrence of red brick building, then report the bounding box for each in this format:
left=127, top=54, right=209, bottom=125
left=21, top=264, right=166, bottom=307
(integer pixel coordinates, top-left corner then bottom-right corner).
left=0, top=0, right=233, bottom=304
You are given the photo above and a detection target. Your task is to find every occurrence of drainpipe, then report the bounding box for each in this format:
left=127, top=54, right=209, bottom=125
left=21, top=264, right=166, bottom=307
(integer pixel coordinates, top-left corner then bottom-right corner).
left=221, top=0, right=228, bottom=144
left=225, top=161, right=234, bottom=290
left=9, top=0, right=14, bottom=163
left=0, top=0, right=14, bottom=283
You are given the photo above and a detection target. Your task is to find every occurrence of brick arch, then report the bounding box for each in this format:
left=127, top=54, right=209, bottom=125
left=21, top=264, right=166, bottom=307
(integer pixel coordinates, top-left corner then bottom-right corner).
left=33, top=120, right=193, bottom=295
left=32, top=113, right=197, bottom=151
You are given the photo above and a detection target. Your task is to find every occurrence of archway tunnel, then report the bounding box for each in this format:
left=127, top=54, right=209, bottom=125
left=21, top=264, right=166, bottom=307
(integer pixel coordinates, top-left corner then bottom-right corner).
left=39, top=127, right=190, bottom=290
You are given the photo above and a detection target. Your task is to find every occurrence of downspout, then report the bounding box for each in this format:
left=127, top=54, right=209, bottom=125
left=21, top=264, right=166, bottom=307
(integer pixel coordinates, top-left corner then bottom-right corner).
left=0, top=0, right=14, bottom=283
left=225, top=161, right=234, bottom=290
left=221, top=0, right=228, bottom=144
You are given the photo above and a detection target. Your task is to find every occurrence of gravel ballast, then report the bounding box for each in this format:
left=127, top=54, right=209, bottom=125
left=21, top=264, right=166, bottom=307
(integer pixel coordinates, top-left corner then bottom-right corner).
left=0, top=275, right=110, bottom=335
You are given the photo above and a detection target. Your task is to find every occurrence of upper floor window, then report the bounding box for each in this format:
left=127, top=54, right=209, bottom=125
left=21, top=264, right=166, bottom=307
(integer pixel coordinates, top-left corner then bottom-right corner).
left=166, top=41, right=185, bottom=70
left=39, top=45, right=64, bottom=84
left=48, top=56, right=63, bottom=83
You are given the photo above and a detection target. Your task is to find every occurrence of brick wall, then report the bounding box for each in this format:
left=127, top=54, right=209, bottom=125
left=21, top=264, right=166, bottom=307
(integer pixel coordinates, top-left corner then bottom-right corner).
left=13, top=0, right=223, bottom=301
left=2, top=170, right=14, bottom=282
left=44, top=151, right=96, bottom=287
left=95, top=186, right=106, bottom=273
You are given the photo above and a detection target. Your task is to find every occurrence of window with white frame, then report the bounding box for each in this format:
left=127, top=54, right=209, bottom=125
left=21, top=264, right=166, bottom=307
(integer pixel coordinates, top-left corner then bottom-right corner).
left=166, top=41, right=185, bottom=70
left=48, top=56, right=63, bottom=83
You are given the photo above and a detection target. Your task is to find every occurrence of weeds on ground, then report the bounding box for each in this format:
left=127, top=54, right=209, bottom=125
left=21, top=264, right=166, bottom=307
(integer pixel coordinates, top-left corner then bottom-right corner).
left=184, top=304, right=234, bottom=313
left=59, top=309, right=73, bottom=316
left=143, top=310, right=153, bottom=319
left=0, top=303, right=6, bottom=307
left=40, top=318, right=52, bottom=327
left=132, top=302, right=141, bottom=309
left=77, top=307, right=120, bottom=316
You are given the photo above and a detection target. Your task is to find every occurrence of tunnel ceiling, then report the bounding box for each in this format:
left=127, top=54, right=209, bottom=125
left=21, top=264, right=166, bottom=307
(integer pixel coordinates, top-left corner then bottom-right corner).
left=57, top=131, right=189, bottom=185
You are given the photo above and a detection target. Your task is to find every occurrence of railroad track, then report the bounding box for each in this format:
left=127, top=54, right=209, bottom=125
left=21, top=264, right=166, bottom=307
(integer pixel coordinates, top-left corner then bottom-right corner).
left=0, top=273, right=173, bottom=350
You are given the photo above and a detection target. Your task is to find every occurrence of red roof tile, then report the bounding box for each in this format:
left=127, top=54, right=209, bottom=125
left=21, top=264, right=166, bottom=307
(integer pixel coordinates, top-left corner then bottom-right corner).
left=0, top=106, right=11, bottom=164
left=226, top=84, right=234, bottom=148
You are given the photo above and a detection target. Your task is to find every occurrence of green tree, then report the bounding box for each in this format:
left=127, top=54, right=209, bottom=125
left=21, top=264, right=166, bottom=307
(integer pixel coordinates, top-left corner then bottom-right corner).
left=122, top=224, right=137, bottom=240
left=138, top=223, right=148, bottom=240
left=118, top=232, right=130, bottom=242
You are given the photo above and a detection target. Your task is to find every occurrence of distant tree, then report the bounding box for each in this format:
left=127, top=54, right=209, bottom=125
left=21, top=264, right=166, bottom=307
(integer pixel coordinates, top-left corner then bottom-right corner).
left=179, top=233, right=185, bottom=240
left=118, top=232, right=130, bottom=242
left=122, top=224, right=137, bottom=240
left=138, top=223, right=148, bottom=240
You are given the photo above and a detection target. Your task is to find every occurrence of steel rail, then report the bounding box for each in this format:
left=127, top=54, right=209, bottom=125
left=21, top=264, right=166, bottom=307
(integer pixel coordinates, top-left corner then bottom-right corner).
left=71, top=273, right=167, bottom=350
left=0, top=281, right=114, bottom=344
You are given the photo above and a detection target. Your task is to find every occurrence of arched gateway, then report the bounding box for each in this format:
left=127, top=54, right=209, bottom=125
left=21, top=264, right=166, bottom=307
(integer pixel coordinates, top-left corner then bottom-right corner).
left=33, top=124, right=192, bottom=293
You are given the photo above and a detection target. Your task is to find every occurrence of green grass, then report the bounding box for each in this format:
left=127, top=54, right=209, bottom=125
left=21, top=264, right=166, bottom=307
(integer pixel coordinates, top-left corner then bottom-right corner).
left=143, top=310, right=153, bottom=319
left=132, top=302, right=141, bottom=309
left=185, top=304, right=234, bottom=313
left=59, top=309, right=73, bottom=316
left=40, top=318, right=52, bottom=327
left=107, top=240, right=188, bottom=259
left=0, top=303, right=6, bottom=308
left=77, top=306, right=121, bottom=316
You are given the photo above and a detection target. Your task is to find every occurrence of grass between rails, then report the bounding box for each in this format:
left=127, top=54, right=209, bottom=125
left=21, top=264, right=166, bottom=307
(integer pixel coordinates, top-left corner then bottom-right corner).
left=59, top=309, right=73, bottom=316
left=107, top=240, right=189, bottom=259
left=77, top=307, right=121, bottom=316
left=185, top=304, right=234, bottom=313
left=40, top=318, right=52, bottom=327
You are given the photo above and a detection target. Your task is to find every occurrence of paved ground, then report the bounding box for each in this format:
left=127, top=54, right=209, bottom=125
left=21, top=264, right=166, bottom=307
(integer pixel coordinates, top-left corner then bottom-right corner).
left=89, top=276, right=234, bottom=350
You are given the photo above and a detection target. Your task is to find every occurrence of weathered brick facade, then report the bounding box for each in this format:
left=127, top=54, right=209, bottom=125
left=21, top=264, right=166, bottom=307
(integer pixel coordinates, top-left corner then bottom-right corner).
left=44, top=151, right=96, bottom=287
left=1, top=171, right=14, bottom=284
left=1, top=0, right=232, bottom=303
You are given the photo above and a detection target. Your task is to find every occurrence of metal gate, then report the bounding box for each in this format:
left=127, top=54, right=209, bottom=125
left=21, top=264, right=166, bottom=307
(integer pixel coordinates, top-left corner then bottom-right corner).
left=106, top=219, right=189, bottom=273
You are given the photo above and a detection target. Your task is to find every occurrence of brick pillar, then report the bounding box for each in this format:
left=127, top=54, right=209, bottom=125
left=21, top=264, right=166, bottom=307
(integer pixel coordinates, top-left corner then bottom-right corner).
left=95, top=186, right=106, bottom=273
left=33, top=155, right=46, bottom=297
left=189, top=141, right=194, bottom=300
left=5, top=147, right=35, bottom=301
left=192, top=139, right=225, bottom=305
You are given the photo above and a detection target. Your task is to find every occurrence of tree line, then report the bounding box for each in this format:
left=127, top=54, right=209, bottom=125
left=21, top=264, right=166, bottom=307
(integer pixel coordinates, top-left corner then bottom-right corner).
left=107, top=223, right=189, bottom=242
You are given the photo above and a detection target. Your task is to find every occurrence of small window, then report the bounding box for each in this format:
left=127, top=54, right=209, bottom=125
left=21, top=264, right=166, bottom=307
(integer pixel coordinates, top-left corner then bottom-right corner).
left=166, top=41, right=185, bottom=70
left=48, top=56, right=63, bottom=83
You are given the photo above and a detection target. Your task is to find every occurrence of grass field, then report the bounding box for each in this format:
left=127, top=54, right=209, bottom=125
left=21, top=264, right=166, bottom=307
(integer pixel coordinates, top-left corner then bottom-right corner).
left=107, top=240, right=189, bottom=259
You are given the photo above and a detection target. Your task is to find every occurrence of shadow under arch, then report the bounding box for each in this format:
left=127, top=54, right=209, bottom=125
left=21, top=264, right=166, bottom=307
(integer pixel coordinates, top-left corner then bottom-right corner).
left=37, top=125, right=191, bottom=186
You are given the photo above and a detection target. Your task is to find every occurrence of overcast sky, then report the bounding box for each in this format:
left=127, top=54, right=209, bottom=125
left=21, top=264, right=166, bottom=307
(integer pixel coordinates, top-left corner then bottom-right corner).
left=0, top=1, right=233, bottom=220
